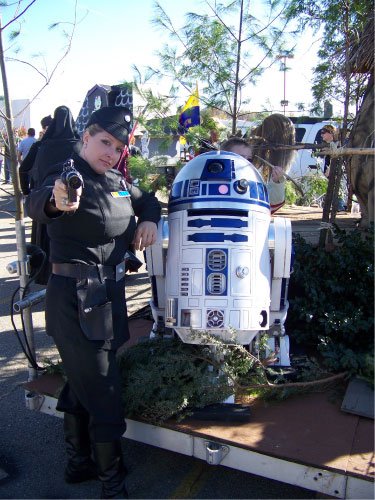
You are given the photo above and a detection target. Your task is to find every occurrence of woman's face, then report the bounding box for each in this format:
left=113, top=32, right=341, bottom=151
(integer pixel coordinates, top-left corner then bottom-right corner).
left=81, top=130, right=125, bottom=174
left=321, top=129, right=334, bottom=143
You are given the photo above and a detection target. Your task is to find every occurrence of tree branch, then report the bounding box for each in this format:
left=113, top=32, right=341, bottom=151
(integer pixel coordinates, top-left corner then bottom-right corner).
left=205, top=371, right=348, bottom=391
left=5, top=56, right=47, bottom=81
left=1, top=0, right=37, bottom=31
left=13, top=0, right=80, bottom=120
left=241, top=7, right=284, bottom=43
left=205, top=0, right=238, bottom=41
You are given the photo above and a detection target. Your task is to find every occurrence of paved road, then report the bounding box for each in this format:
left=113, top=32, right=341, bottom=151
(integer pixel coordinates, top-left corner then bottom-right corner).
left=0, top=184, right=315, bottom=499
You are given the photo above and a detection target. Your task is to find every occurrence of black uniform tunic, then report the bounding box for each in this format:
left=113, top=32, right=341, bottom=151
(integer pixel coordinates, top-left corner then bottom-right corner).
left=25, top=152, right=161, bottom=442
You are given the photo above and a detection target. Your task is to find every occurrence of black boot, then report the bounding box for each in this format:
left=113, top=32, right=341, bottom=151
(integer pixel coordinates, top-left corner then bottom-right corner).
left=93, top=440, right=128, bottom=499
left=63, top=412, right=97, bottom=484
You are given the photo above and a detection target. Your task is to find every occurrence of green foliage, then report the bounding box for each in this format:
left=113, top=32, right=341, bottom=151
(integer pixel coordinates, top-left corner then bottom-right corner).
left=286, top=225, right=374, bottom=383
left=297, top=172, right=328, bottom=206
left=117, top=337, right=234, bottom=423
left=285, top=179, right=297, bottom=204
left=312, top=60, right=369, bottom=115
left=285, top=172, right=328, bottom=206
left=250, top=358, right=334, bottom=402
left=131, top=81, right=225, bottom=155
left=285, top=0, right=372, bottom=112
left=8, top=30, right=20, bottom=41
left=127, top=155, right=169, bottom=193
left=130, top=82, right=180, bottom=149
left=150, top=1, right=288, bottom=132
left=117, top=329, right=318, bottom=423
left=42, top=358, right=66, bottom=378
left=183, top=109, right=222, bottom=153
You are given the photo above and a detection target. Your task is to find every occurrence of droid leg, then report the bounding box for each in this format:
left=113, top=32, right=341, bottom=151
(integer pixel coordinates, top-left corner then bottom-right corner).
left=267, top=218, right=292, bottom=366
left=144, top=217, right=169, bottom=337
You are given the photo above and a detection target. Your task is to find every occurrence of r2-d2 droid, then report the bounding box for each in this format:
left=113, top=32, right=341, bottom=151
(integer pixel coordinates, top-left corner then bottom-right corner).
left=145, top=151, right=292, bottom=366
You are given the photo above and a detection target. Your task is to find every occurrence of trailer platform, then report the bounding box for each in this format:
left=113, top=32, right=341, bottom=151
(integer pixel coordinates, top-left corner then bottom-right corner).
left=24, top=319, right=374, bottom=500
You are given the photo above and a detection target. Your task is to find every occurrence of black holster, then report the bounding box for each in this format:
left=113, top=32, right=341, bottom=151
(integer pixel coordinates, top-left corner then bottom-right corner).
left=77, top=278, right=113, bottom=341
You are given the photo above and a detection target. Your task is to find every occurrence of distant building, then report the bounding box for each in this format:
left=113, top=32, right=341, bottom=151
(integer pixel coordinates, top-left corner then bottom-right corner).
left=0, top=98, right=31, bottom=131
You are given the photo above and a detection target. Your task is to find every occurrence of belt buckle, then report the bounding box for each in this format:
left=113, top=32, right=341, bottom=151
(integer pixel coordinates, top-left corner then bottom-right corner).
left=115, top=261, right=126, bottom=281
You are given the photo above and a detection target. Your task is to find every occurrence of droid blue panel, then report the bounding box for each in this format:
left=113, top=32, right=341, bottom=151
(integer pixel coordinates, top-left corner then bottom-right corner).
left=200, top=158, right=233, bottom=181
left=264, top=185, right=269, bottom=203
left=188, top=218, right=247, bottom=229
left=188, top=233, right=248, bottom=243
left=170, top=181, right=183, bottom=200
left=249, top=181, right=258, bottom=199
left=205, top=248, right=228, bottom=296
left=257, top=182, right=265, bottom=201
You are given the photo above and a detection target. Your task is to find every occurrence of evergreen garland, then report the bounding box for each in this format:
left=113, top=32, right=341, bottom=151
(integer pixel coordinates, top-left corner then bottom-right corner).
left=117, top=336, right=235, bottom=424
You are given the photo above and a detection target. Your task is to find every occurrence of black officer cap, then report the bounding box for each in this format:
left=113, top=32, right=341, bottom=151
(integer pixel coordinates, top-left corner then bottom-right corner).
left=86, top=106, right=132, bottom=145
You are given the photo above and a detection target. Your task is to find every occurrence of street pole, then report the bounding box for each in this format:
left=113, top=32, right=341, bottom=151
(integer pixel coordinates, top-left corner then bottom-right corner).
left=283, top=58, right=287, bottom=114
left=276, top=53, right=294, bottom=115
left=0, top=12, right=38, bottom=391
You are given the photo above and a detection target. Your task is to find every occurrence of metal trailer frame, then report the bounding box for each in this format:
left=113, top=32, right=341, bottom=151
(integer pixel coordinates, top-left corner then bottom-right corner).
left=32, top=393, right=373, bottom=500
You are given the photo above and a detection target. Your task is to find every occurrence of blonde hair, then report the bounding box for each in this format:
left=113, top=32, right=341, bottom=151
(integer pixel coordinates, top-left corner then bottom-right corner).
left=85, top=123, right=104, bottom=136
left=323, top=125, right=335, bottom=133
left=322, top=125, right=339, bottom=141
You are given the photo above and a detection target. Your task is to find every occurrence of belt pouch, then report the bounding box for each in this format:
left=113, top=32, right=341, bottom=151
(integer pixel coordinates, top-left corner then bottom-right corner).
left=76, top=277, right=113, bottom=340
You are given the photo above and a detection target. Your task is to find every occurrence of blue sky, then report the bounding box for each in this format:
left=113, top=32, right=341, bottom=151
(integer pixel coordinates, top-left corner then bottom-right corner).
left=1, top=0, right=322, bottom=130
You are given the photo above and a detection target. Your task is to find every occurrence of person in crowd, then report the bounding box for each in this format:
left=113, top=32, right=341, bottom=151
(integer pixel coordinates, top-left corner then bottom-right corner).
left=25, top=106, right=161, bottom=499
left=2, top=133, right=12, bottom=184
left=320, top=125, right=347, bottom=210
left=40, top=115, right=53, bottom=137
left=220, top=137, right=286, bottom=214
left=17, top=127, right=37, bottom=162
left=129, top=135, right=141, bottom=158
left=38, top=114, right=53, bottom=139
left=197, top=128, right=220, bottom=155
left=19, top=115, right=54, bottom=195
left=114, top=135, right=140, bottom=183
left=22, top=109, right=80, bottom=286
left=320, top=125, right=338, bottom=178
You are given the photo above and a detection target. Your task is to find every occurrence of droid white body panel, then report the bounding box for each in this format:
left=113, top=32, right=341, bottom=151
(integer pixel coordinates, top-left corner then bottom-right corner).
left=146, top=151, right=292, bottom=365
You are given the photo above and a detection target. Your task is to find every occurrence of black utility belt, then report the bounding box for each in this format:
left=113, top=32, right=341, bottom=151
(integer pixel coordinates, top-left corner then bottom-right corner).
left=52, top=261, right=126, bottom=282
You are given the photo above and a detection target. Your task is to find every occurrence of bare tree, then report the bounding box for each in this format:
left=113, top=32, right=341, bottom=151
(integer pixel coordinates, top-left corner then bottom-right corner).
left=0, top=0, right=80, bottom=386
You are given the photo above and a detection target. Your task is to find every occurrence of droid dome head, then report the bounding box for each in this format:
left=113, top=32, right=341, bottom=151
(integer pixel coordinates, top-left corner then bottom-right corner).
left=169, top=151, right=270, bottom=215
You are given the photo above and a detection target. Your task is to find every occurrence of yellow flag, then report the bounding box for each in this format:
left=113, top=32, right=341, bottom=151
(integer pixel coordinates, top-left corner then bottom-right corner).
left=179, top=86, right=200, bottom=129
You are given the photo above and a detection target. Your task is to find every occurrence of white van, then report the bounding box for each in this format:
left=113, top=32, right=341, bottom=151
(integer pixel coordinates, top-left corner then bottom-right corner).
left=288, top=118, right=337, bottom=178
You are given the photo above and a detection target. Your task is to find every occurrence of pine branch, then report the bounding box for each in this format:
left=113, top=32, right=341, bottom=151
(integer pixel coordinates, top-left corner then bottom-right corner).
left=204, top=371, right=348, bottom=391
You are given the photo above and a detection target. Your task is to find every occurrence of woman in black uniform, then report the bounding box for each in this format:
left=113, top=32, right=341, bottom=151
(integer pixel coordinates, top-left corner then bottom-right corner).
left=25, top=106, right=161, bottom=499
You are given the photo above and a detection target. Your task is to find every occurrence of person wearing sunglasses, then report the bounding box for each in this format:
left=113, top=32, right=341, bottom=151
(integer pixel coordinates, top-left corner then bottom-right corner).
left=320, top=125, right=338, bottom=178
